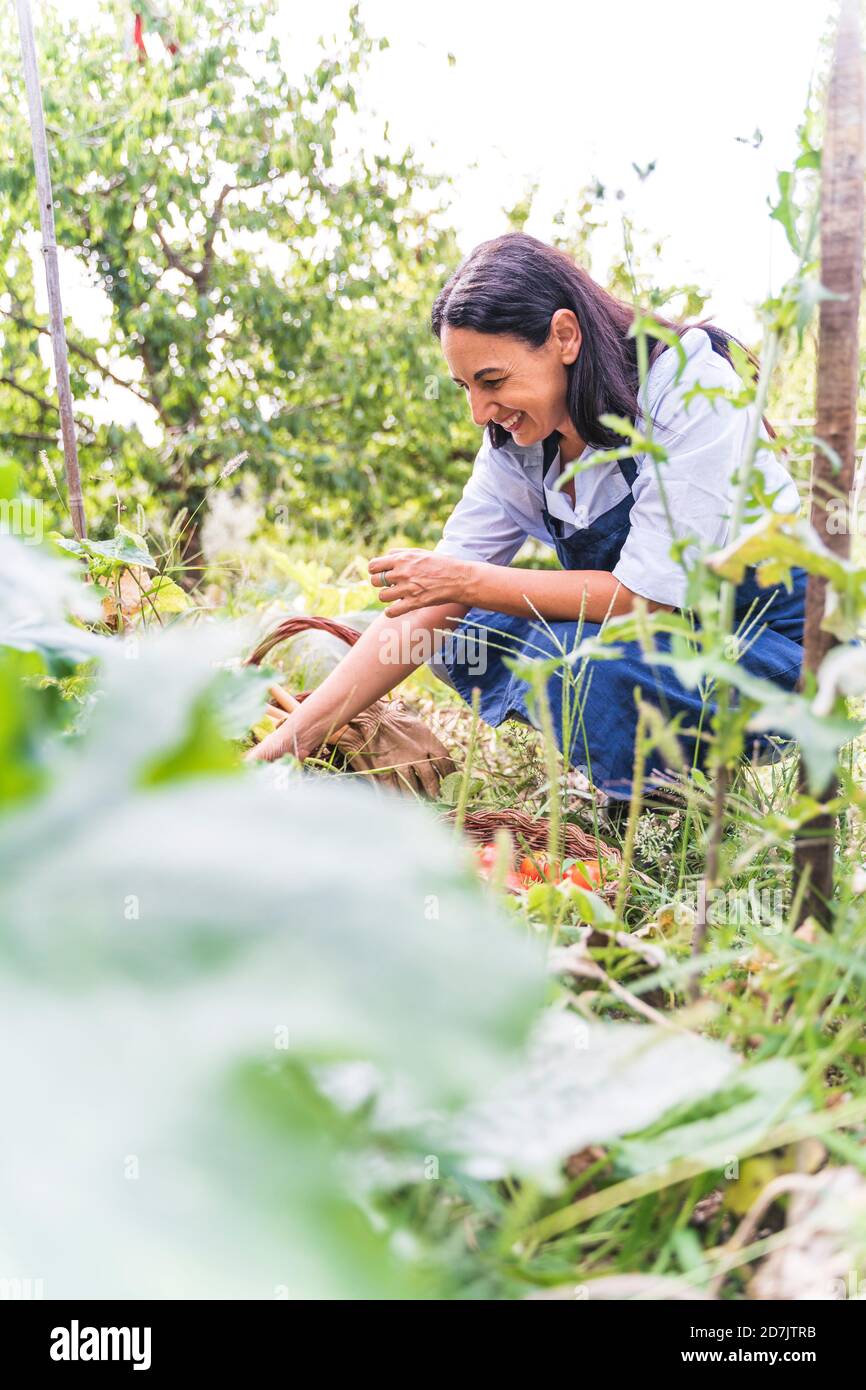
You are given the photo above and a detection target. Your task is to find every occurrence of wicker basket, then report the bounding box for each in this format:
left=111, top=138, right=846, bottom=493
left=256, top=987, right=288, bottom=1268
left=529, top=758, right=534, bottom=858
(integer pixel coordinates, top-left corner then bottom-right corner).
left=440, top=806, right=621, bottom=886
left=247, top=616, right=621, bottom=879
left=246, top=614, right=365, bottom=670
left=245, top=614, right=458, bottom=793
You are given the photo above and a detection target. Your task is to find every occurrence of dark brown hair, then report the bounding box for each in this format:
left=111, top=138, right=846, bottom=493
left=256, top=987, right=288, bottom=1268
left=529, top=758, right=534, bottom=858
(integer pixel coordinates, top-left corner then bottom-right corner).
left=430, top=231, right=773, bottom=452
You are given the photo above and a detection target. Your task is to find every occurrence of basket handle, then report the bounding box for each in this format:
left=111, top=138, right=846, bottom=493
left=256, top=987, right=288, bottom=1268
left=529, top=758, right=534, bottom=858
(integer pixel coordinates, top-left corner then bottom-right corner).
left=246, top=615, right=362, bottom=669
left=245, top=615, right=363, bottom=742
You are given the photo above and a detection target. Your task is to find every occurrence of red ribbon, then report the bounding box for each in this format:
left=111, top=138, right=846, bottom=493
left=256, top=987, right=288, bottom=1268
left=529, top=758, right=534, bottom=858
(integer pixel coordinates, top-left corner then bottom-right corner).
left=133, top=13, right=147, bottom=59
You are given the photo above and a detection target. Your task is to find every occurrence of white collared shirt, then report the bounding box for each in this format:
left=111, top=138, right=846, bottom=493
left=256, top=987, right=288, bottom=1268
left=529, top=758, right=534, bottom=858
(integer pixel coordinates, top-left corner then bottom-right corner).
left=434, top=327, right=801, bottom=608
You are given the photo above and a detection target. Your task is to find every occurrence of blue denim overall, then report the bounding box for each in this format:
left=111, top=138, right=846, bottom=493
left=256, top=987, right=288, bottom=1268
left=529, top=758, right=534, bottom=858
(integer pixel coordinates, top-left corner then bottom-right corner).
left=439, top=438, right=807, bottom=801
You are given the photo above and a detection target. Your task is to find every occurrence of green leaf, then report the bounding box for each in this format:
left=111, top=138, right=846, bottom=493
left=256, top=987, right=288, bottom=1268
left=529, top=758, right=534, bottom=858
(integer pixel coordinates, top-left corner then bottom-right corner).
left=0, top=577, right=547, bottom=1294
left=812, top=642, right=866, bottom=716
left=53, top=527, right=156, bottom=572
left=561, top=884, right=615, bottom=924
left=613, top=1059, right=807, bottom=1176
left=442, top=1011, right=740, bottom=1186
left=0, top=647, right=52, bottom=808
left=598, top=413, right=668, bottom=459
left=0, top=458, right=21, bottom=501
left=747, top=693, right=861, bottom=792
left=0, top=535, right=105, bottom=663
left=709, top=512, right=866, bottom=644
left=794, top=147, right=821, bottom=172
left=769, top=169, right=801, bottom=255
left=437, top=769, right=483, bottom=807
left=627, top=315, right=689, bottom=383
left=148, top=574, right=191, bottom=613
left=794, top=275, right=842, bottom=346
left=652, top=643, right=863, bottom=793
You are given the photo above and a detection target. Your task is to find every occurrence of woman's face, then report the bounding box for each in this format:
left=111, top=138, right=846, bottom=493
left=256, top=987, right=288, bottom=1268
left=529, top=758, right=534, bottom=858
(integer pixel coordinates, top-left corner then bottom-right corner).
left=441, top=309, right=582, bottom=446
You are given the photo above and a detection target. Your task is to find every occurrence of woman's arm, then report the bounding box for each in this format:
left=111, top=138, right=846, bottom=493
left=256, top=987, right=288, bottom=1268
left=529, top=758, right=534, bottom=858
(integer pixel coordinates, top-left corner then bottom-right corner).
left=369, top=548, right=673, bottom=623
left=246, top=600, right=470, bottom=762
left=458, top=561, right=673, bottom=621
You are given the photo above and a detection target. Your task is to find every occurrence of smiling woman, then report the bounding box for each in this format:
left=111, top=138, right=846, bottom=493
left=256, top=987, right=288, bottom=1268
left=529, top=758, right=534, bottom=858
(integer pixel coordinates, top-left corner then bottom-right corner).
left=250, top=231, right=806, bottom=803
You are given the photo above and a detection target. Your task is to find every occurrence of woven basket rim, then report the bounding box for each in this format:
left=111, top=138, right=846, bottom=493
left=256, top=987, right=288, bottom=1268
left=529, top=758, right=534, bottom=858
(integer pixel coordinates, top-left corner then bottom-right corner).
left=441, top=807, right=621, bottom=865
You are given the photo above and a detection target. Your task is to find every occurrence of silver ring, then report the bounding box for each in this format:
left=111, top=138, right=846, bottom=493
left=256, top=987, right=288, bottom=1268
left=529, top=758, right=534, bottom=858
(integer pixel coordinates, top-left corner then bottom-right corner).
left=380, top=570, right=390, bottom=589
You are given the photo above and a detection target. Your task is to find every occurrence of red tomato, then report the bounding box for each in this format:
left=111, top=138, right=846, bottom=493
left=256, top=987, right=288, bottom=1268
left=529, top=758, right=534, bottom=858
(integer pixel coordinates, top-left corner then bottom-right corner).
left=562, top=859, right=604, bottom=889
left=521, top=852, right=563, bottom=883
left=518, top=855, right=543, bottom=883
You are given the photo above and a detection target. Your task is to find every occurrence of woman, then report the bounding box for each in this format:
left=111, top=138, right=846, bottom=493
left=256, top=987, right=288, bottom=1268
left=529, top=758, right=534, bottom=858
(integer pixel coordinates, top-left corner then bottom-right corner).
left=250, top=232, right=806, bottom=800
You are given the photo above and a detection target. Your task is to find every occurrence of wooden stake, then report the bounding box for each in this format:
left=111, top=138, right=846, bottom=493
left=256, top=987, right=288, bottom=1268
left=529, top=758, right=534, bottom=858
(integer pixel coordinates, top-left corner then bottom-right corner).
left=15, top=0, right=87, bottom=539
left=793, top=0, right=864, bottom=927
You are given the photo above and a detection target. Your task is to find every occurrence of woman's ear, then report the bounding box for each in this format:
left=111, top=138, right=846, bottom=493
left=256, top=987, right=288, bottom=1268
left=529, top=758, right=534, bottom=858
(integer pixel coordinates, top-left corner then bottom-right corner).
left=550, top=307, right=582, bottom=365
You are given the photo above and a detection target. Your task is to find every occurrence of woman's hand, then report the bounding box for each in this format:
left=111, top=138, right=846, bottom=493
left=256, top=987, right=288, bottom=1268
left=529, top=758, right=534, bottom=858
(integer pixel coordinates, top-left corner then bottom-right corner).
left=245, top=683, right=332, bottom=764
left=245, top=714, right=306, bottom=764
left=368, top=548, right=475, bottom=617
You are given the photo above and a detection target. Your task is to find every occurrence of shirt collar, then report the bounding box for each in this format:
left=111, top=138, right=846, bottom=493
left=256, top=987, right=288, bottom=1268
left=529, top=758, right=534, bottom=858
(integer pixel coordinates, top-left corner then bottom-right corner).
left=542, top=434, right=588, bottom=524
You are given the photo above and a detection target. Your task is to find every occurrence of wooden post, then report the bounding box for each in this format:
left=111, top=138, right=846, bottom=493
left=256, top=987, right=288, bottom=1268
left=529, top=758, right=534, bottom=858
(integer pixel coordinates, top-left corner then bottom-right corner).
left=793, top=0, right=864, bottom=926
left=15, top=0, right=87, bottom=539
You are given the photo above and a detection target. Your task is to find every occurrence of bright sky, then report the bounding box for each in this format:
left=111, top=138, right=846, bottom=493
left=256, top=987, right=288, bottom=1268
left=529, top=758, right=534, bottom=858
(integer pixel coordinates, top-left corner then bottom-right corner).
left=279, top=0, right=831, bottom=337
left=29, top=0, right=835, bottom=440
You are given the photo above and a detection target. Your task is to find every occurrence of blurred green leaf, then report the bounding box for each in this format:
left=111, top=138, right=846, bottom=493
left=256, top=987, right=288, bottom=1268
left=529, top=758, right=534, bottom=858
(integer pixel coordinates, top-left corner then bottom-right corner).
left=441, top=1011, right=740, bottom=1186
left=613, top=1059, right=807, bottom=1176
left=0, top=552, right=547, bottom=1295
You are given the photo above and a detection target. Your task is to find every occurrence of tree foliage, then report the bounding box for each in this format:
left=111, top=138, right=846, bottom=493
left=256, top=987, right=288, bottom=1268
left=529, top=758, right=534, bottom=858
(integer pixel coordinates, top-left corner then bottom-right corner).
left=0, top=0, right=476, bottom=562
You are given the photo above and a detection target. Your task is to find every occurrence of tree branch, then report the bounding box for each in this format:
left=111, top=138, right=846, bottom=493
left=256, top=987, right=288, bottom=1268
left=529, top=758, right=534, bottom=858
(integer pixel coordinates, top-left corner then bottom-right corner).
left=1, top=425, right=95, bottom=445
left=151, top=174, right=282, bottom=296
left=199, top=183, right=231, bottom=289
left=0, top=309, right=170, bottom=425
left=0, top=373, right=96, bottom=440
left=0, top=372, right=58, bottom=415
left=153, top=220, right=202, bottom=287
left=0, top=429, right=60, bottom=444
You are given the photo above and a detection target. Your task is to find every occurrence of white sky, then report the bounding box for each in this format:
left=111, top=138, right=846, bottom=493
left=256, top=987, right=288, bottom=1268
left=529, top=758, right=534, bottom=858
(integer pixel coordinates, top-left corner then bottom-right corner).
left=27, top=0, right=835, bottom=441
left=281, top=0, right=831, bottom=336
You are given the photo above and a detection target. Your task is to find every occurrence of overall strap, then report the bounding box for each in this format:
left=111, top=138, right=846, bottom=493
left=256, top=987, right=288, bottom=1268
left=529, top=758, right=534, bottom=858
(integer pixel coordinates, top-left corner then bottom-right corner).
left=617, top=456, right=638, bottom=487
left=541, top=432, right=560, bottom=468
